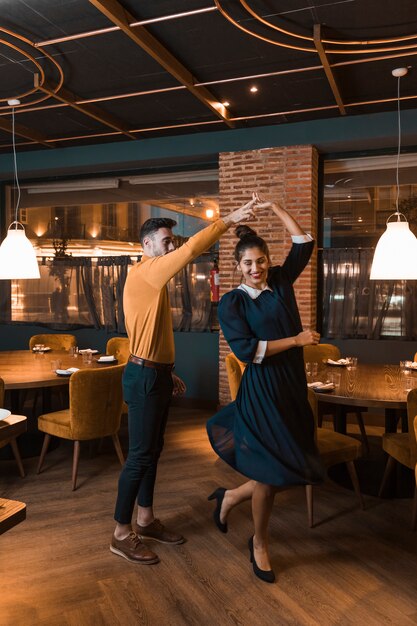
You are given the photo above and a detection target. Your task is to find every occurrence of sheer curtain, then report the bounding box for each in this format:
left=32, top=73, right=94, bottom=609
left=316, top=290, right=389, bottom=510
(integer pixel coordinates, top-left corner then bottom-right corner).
left=322, top=248, right=417, bottom=339
left=0, top=255, right=215, bottom=333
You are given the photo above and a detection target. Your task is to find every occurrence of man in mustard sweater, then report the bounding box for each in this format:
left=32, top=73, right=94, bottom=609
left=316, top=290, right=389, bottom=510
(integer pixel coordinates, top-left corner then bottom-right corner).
left=111, top=196, right=258, bottom=564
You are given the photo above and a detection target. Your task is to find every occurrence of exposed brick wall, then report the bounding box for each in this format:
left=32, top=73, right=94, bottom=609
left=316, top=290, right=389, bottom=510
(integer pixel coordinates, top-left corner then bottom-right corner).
left=218, top=145, right=319, bottom=405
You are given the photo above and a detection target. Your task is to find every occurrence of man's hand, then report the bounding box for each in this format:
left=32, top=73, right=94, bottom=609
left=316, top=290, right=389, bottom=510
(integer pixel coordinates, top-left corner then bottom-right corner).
left=172, top=373, right=187, bottom=396
left=223, top=193, right=257, bottom=226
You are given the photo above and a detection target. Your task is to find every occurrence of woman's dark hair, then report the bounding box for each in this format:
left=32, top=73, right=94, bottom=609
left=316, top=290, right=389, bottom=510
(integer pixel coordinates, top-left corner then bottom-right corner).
left=234, top=225, right=270, bottom=262
left=139, top=217, right=177, bottom=245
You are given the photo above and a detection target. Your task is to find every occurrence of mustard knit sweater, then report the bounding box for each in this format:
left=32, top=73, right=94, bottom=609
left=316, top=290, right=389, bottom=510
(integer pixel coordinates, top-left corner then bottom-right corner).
left=124, top=219, right=227, bottom=363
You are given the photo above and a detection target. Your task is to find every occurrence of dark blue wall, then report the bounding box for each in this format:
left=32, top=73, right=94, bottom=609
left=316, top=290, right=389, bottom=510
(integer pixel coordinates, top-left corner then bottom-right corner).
left=1, top=109, right=417, bottom=181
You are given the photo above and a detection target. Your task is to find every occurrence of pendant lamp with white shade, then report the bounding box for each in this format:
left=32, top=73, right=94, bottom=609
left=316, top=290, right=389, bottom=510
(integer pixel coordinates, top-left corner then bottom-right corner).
left=370, top=68, right=417, bottom=280
left=0, top=100, right=40, bottom=280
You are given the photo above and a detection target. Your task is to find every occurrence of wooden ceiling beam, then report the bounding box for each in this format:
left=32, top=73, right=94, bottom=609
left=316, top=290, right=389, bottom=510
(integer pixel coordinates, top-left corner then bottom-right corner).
left=0, top=117, right=54, bottom=148
left=34, top=74, right=137, bottom=140
left=88, top=0, right=233, bottom=127
left=314, top=24, right=346, bottom=116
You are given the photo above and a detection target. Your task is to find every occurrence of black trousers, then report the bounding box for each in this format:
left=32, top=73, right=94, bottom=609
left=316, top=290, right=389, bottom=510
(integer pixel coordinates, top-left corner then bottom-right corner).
left=114, top=361, right=173, bottom=524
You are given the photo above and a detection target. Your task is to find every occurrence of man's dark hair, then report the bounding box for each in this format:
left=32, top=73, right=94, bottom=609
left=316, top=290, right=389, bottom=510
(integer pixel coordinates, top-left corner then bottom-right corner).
left=139, top=217, right=177, bottom=245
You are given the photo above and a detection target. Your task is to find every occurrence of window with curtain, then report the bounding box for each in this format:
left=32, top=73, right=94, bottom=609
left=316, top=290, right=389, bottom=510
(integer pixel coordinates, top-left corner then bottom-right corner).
left=1, top=168, right=220, bottom=332
left=0, top=254, right=218, bottom=332
left=322, top=153, right=417, bottom=339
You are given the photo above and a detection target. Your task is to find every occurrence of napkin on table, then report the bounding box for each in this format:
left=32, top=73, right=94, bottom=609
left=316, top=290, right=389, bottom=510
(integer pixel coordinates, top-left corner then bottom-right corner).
left=327, top=358, right=348, bottom=366
left=307, top=381, right=335, bottom=390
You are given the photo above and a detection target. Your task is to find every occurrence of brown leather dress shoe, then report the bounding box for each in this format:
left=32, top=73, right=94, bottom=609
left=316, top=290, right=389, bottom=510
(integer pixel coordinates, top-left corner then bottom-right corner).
left=110, top=531, right=160, bottom=564
left=135, top=518, right=185, bottom=545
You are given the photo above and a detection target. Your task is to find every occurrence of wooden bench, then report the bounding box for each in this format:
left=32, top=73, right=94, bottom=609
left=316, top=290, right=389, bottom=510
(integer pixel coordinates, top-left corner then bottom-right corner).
left=0, top=498, right=26, bottom=535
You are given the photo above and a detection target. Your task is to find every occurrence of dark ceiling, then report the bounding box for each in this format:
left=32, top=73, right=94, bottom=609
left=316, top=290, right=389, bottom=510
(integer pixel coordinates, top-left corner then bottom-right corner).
left=0, top=0, right=416, bottom=153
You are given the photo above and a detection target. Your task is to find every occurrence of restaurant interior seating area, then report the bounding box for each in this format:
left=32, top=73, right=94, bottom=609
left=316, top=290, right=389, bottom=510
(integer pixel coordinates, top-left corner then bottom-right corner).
left=1, top=1, right=417, bottom=624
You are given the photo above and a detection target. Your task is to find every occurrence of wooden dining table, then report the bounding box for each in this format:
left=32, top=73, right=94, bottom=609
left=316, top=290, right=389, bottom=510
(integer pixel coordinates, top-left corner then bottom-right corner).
left=0, top=349, right=119, bottom=458
left=0, top=348, right=119, bottom=443
left=0, top=349, right=106, bottom=392
left=313, top=362, right=417, bottom=433
left=312, top=362, right=417, bottom=497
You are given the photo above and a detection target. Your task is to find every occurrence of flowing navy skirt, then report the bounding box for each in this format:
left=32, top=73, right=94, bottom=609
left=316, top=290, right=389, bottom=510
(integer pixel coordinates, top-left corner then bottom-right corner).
left=207, top=359, right=325, bottom=487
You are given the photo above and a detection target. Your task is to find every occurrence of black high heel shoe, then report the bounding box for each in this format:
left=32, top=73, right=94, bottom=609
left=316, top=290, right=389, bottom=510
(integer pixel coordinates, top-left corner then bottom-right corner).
left=207, top=487, right=228, bottom=533
left=248, top=536, right=275, bottom=583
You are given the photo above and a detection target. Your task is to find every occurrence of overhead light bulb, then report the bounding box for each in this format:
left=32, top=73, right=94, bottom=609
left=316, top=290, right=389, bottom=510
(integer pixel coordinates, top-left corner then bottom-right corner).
left=250, top=86, right=258, bottom=93
left=205, top=209, right=214, bottom=219
left=0, top=102, right=40, bottom=280
left=370, top=68, right=417, bottom=280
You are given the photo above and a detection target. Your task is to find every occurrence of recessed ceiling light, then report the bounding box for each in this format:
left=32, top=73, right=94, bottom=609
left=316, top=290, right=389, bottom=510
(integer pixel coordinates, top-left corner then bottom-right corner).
left=222, top=101, right=230, bottom=107
left=250, top=86, right=258, bottom=93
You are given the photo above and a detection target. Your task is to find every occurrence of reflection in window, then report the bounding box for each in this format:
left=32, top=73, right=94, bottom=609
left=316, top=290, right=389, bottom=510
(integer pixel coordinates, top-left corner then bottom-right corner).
left=322, top=154, right=417, bottom=339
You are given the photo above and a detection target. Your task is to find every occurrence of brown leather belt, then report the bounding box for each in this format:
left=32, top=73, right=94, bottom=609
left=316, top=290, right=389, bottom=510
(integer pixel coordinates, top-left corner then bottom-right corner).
left=129, top=354, right=174, bottom=371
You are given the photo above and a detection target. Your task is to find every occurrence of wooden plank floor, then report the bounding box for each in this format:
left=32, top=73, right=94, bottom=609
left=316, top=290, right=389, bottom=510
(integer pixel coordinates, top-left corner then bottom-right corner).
left=1, top=409, right=417, bottom=626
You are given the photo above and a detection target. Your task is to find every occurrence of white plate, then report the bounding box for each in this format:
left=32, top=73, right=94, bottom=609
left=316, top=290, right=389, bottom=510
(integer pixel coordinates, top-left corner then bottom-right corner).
left=97, top=356, right=117, bottom=362
left=78, top=349, right=99, bottom=354
left=32, top=346, right=51, bottom=352
left=0, top=408, right=12, bottom=420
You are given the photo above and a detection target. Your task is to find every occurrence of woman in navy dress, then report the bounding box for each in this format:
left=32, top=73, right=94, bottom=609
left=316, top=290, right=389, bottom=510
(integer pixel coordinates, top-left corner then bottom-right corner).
left=207, top=199, right=324, bottom=583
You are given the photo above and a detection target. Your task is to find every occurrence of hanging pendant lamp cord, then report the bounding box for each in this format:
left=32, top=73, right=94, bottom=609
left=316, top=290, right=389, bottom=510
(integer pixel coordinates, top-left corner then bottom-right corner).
left=11, top=107, right=21, bottom=229
left=395, top=76, right=401, bottom=218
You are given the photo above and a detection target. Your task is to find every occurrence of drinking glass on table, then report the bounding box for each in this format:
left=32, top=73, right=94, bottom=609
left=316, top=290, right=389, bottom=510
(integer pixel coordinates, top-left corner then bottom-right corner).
left=400, top=360, right=412, bottom=373
left=328, top=371, right=341, bottom=387
left=82, top=350, right=93, bottom=365
left=346, top=356, right=358, bottom=370
left=305, top=362, right=318, bottom=381
left=69, top=346, right=79, bottom=357
left=50, top=359, right=62, bottom=372
left=403, top=376, right=414, bottom=393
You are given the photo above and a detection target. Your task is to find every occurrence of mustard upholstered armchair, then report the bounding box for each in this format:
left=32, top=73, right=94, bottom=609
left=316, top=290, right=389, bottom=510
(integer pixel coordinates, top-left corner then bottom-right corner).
left=37, top=364, right=125, bottom=490
left=29, top=334, right=77, bottom=351
left=303, top=343, right=369, bottom=454
left=106, top=336, right=130, bottom=364
left=303, top=343, right=340, bottom=364
left=225, top=352, right=364, bottom=527
left=106, top=337, right=130, bottom=414
left=414, top=352, right=417, bottom=362
left=379, top=388, right=417, bottom=530
left=0, top=378, right=25, bottom=478
left=225, top=352, right=246, bottom=400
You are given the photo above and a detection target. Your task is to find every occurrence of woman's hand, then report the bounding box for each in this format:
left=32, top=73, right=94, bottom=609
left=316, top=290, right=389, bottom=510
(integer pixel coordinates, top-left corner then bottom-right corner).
left=254, top=193, right=306, bottom=237
left=172, top=373, right=187, bottom=396
left=294, top=330, right=320, bottom=347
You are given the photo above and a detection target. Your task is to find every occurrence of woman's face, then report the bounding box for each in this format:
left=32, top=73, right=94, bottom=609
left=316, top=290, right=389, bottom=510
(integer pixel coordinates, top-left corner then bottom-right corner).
left=237, top=246, right=270, bottom=289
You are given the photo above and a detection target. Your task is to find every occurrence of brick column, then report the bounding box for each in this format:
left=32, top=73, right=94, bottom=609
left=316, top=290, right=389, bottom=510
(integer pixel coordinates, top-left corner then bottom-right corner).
left=218, top=145, right=319, bottom=405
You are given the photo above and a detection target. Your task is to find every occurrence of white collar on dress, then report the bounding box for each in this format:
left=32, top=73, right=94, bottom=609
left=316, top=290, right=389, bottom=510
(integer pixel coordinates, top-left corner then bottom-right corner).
left=237, top=282, right=273, bottom=300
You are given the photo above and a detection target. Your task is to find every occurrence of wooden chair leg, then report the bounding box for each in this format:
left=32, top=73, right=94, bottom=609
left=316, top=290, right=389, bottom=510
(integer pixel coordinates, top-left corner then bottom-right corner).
left=305, top=484, right=313, bottom=528
left=10, top=438, right=25, bottom=478
left=37, top=433, right=52, bottom=474
left=72, top=441, right=80, bottom=491
left=355, top=411, right=370, bottom=455
left=346, top=461, right=365, bottom=510
left=412, top=486, right=417, bottom=531
left=378, top=456, right=397, bottom=498
left=112, top=434, right=125, bottom=465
